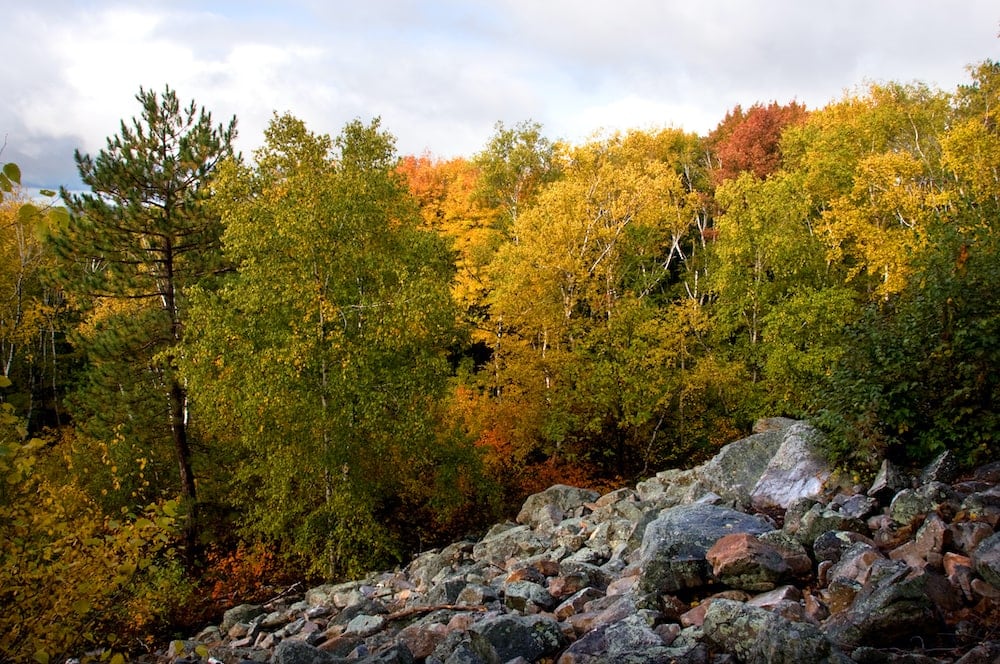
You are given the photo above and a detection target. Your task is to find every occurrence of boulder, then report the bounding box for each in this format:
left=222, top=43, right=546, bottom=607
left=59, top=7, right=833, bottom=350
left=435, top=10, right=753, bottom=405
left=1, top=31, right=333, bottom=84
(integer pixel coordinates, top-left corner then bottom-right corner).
left=889, top=482, right=959, bottom=528
left=637, top=504, right=772, bottom=594
left=273, top=639, right=344, bottom=664
left=971, top=531, right=1000, bottom=588
left=920, top=450, right=959, bottom=485
left=694, top=425, right=788, bottom=510
left=220, top=603, right=265, bottom=633
left=430, top=629, right=500, bottom=664
left=516, top=485, right=599, bottom=530
left=750, top=422, right=834, bottom=512
left=706, top=533, right=789, bottom=592
left=790, top=502, right=868, bottom=547
left=502, top=580, right=556, bottom=613
left=702, top=599, right=848, bottom=664
left=823, top=566, right=948, bottom=649
left=868, top=459, right=911, bottom=502
left=556, top=614, right=700, bottom=663
left=471, top=614, right=565, bottom=663
left=471, top=524, right=551, bottom=566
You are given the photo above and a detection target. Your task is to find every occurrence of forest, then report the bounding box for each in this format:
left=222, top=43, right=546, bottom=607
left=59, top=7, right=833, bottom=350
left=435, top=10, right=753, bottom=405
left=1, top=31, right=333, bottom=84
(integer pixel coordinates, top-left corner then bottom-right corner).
left=1, top=59, right=998, bottom=662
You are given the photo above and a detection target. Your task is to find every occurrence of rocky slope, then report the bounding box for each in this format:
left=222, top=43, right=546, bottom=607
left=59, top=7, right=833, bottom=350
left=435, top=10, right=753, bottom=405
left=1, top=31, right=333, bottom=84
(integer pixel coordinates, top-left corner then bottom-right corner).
left=160, top=418, right=1000, bottom=664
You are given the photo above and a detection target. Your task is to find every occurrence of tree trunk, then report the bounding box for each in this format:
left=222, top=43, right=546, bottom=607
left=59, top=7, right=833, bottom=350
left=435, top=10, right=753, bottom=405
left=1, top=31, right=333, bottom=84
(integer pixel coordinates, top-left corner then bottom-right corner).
left=169, top=378, right=198, bottom=558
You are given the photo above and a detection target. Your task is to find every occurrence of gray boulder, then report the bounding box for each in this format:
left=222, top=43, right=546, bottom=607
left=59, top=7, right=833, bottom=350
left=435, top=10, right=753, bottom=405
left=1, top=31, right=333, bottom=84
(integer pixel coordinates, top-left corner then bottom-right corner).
left=471, top=614, right=565, bottom=662
left=556, top=614, right=703, bottom=663
left=703, top=599, right=849, bottom=664
left=750, top=422, right=834, bottom=512
left=637, top=504, right=772, bottom=594
left=220, top=603, right=265, bottom=633
left=888, top=482, right=959, bottom=528
left=695, top=425, right=788, bottom=510
left=516, top=484, right=599, bottom=530
left=823, top=566, right=947, bottom=649
left=471, top=524, right=551, bottom=566
left=502, top=580, right=556, bottom=613
left=429, top=629, right=500, bottom=664
left=868, top=459, right=910, bottom=503
left=273, top=639, right=344, bottom=664
left=972, top=531, right=1000, bottom=588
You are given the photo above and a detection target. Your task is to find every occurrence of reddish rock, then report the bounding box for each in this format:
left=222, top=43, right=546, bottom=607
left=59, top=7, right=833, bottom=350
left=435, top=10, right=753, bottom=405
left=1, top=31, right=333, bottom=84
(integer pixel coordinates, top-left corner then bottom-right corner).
left=826, top=543, right=884, bottom=586
left=658, top=594, right=689, bottom=623
left=944, top=552, right=973, bottom=577
left=316, top=633, right=362, bottom=655
left=604, top=574, right=636, bottom=596
left=396, top=622, right=448, bottom=659
left=706, top=532, right=788, bottom=592
left=446, top=612, right=479, bottom=632
left=548, top=573, right=589, bottom=598
left=531, top=559, right=562, bottom=577
left=680, top=600, right=711, bottom=627
left=552, top=586, right=603, bottom=619
left=804, top=591, right=830, bottom=623
left=970, top=578, right=1000, bottom=601
left=506, top=566, right=546, bottom=584
left=823, top=579, right=860, bottom=615
left=564, top=610, right=600, bottom=636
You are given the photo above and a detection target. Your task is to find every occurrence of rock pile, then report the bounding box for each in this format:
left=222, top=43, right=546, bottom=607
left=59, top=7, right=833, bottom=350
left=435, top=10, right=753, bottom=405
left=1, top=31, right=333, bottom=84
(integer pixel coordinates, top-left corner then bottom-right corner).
left=162, top=419, right=1000, bottom=664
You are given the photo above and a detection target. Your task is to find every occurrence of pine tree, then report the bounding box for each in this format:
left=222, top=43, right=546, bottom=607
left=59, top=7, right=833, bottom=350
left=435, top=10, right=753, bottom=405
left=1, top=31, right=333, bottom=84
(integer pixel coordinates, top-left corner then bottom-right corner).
left=53, top=86, right=236, bottom=540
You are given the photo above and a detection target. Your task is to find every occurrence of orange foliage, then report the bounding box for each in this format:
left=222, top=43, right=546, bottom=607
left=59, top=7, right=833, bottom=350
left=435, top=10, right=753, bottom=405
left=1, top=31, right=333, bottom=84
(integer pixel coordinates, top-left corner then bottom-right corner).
left=446, top=384, right=625, bottom=510
left=200, top=542, right=299, bottom=609
left=396, top=153, right=488, bottom=234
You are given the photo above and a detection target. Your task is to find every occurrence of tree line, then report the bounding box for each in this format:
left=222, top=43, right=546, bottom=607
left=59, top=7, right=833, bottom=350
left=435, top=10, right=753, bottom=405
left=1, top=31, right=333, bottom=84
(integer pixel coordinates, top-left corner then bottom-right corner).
left=1, top=61, right=998, bottom=661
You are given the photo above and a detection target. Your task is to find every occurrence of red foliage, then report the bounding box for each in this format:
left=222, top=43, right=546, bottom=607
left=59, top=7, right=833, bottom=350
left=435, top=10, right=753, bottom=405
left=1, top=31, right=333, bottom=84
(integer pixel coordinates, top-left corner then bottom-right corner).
left=708, top=101, right=809, bottom=183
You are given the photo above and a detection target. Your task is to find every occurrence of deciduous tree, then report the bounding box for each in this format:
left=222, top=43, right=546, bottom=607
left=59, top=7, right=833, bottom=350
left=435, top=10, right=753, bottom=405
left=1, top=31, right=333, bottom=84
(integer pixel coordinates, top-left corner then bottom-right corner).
left=183, top=115, right=476, bottom=577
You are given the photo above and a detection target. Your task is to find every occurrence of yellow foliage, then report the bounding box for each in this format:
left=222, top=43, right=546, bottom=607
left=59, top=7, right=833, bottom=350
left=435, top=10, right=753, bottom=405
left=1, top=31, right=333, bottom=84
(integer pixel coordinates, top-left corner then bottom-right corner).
left=1, top=413, right=187, bottom=663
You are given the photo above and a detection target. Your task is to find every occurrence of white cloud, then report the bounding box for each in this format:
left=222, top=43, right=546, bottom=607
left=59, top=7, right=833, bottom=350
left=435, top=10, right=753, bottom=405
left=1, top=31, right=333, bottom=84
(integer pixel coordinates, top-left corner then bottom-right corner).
left=2, top=0, right=998, bottom=189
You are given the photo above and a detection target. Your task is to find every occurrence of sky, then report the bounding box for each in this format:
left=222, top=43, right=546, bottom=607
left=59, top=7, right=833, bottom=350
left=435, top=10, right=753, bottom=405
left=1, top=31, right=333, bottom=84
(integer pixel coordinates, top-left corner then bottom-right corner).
left=3, top=1, right=998, bottom=191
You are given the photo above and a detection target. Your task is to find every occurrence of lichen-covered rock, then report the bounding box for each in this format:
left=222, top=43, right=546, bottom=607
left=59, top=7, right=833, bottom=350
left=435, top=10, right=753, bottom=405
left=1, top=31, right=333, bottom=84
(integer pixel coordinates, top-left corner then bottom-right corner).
left=556, top=614, right=701, bottom=663
left=220, top=603, right=265, bottom=633
left=429, top=629, right=500, bottom=664
left=972, top=531, right=1000, bottom=588
left=503, top=580, right=556, bottom=613
left=823, top=567, right=948, bottom=649
left=471, top=614, right=565, bottom=663
left=889, top=482, right=959, bottom=528
left=695, top=426, right=787, bottom=510
left=920, top=450, right=959, bottom=486
left=517, top=485, right=600, bottom=530
left=637, top=504, right=772, bottom=594
left=703, top=599, right=848, bottom=664
left=471, top=524, right=551, bottom=566
left=792, top=503, right=868, bottom=548
left=706, top=533, right=789, bottom=592
left=273, top=639, right=344, bottom=664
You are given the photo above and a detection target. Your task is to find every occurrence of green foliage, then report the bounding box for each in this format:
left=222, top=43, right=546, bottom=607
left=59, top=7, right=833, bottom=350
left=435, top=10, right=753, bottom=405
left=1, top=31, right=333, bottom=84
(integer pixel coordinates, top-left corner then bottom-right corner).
left=182, top=114, right=480, bottom=578
left=813, top=62, right=1000, bottom=470
left=51, top=86, right=238, bottom=528
left=472, top=120, right=563, bottom=236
